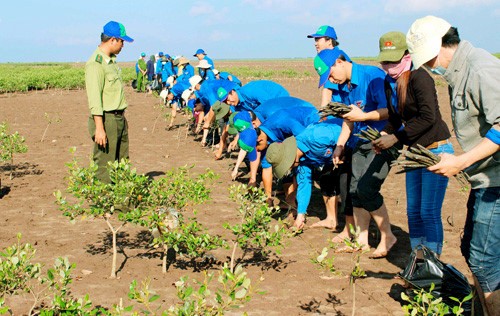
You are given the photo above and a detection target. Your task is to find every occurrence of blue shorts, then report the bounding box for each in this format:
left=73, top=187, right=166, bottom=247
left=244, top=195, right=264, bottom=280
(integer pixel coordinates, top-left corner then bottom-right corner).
left=461, top=187, right=500, bottom=293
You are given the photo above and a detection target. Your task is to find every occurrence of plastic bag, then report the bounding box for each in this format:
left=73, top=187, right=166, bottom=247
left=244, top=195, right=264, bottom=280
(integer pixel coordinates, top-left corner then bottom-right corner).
left=398, top=245, right=474, bottom=314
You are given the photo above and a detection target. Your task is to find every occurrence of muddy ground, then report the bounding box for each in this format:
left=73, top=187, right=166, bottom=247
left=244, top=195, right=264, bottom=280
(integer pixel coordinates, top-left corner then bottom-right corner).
left=0, top=60, right=471, bottom=315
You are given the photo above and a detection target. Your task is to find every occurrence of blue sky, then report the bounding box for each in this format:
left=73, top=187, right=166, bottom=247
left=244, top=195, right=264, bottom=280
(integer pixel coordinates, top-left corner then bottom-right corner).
left=1, top=0, right=499, bottom=63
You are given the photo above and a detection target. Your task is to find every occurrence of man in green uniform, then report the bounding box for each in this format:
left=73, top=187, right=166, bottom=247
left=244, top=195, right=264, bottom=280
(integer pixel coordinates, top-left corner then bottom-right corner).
left=136, top=52, right=147, bottom=92
left=85, top=20, right=133, bottom=183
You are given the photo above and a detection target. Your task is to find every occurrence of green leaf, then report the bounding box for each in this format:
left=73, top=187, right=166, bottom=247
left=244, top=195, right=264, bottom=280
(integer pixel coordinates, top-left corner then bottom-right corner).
left=148, top=294, right=160, bottom=303
left=47, top=269, right=54, bottom=281
left=235, top=288, right=247, bottom=299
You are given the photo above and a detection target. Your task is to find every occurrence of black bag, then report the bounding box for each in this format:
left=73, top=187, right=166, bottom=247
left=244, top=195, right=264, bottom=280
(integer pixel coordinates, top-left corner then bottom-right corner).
left=131, top=79, right=137, bottom=89
left=398, top=245, right=474, bottom=314
left=150, top=78, right=160, bottom=91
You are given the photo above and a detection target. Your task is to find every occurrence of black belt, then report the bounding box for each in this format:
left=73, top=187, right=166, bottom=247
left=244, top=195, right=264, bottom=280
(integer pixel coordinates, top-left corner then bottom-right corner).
left=104, top=110, right=125, bottom=116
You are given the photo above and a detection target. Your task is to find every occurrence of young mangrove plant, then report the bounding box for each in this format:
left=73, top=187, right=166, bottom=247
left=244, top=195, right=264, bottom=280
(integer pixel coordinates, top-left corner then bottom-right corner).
left=224, top=184, right=291, bottom=272
left=55, top=156, right=150, bottom=278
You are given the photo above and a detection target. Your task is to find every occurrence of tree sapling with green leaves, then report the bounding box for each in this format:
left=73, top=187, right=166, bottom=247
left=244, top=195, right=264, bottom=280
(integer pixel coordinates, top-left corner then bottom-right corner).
left=224, top=184, right=291, bottom=272
left=55, top=155, right=150, bottom=279
left=0, top=121, right=28, bottom=183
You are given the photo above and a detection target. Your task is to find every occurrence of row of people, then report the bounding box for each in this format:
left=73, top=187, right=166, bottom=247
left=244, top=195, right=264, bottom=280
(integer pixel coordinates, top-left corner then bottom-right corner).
left=85, top=18, right=499, bottom=314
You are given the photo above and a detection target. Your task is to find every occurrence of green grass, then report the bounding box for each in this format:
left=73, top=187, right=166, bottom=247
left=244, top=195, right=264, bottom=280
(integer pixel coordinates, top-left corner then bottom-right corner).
left=494, top=53, right=500, bottom=59
left=0, top=63, right=135, bottom=93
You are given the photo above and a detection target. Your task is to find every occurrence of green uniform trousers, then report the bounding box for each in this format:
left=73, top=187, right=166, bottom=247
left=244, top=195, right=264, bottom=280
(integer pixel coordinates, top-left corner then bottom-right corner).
left=88, top=112, right=129, bottom=183
left=137, top=73, right=146, bottom=92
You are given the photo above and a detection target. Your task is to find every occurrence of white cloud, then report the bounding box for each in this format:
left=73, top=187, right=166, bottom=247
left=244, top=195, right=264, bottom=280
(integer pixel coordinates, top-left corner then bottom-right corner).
left=189, top=2, right=216, bottom=16
left=243, top=0, right=302, bottom=11
left=384, top=0, right=494, bottom=13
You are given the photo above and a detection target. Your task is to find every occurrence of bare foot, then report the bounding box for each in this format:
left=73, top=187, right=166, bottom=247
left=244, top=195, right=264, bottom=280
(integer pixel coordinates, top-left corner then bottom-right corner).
left=334, top=243, right=369, bottom=253
left=310, top=218, right=337, bottom=230
left=370, top=235, right=397, bottom=259
left=331, top=231, right=351, bottom=243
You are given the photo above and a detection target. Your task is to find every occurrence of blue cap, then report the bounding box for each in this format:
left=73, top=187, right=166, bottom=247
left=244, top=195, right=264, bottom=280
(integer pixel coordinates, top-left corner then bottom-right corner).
left=213, top=80, right=238, bottom=102
left=193, top=48, right=206, bottom=56
left=165, top=54, right=171, bottom=59
left=103, top=21, right=134, bottom=42
left=159, top=51, right=164, bottom=57
left=314, top=48, right=346, bottom=87
left=238, top=128, right=257, bottom=162
left=233, top=111, right=252, bottom=132
left=141, top=52, right=146, bottom=57
left=307, top=25, right=337, bottom=40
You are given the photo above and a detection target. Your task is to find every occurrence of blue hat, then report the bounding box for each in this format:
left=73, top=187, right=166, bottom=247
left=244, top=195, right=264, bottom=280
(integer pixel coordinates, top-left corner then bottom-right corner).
left=314, top=48, right=343, bottom=87
left=159, top=51, right=164, bottom=57
left=141, top=52, right=146, bottom=57
left=238, top=128, right=257, bottom=162
left=214, top=80, right=238, bottom=102
left=193, top=48, right=206, bottom=56
left=103, top=21, right=134, bottom=42
left=307, top=25, right=337, bottom=40
left=233, top=111, right=252, bottom=132
left=165, top=54, right=171, bottom=59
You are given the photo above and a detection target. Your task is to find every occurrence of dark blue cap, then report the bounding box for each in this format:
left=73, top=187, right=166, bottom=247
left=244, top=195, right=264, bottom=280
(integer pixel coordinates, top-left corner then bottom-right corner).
left=193, top=48, right=206, bottom=56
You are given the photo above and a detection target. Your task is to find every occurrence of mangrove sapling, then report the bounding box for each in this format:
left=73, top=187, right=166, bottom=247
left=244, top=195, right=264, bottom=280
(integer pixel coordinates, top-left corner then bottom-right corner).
left=143, top=166, right=220, bottom=273
left=310, top=247, right=338, bottom=275
left=114, top=263, right=255, bottom=315
left=343, top=225, right=368, bottom=316
left=151, top=101, right=169, bottom=134
left=149, top=211, right=226, bottom=273
left=0, top=122, right=28, bottom=182
left=0, top=234, right=103, bottom=315
left=55, top=156, right=150, bottom=279
left=224, top=184, right=291, bottom=272
left=401, top=283, right=474, bottom=316
left=40, top=112, right=61, bottom=142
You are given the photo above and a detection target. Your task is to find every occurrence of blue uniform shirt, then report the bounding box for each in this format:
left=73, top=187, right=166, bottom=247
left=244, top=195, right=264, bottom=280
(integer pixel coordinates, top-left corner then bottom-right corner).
left=204, top=56, right=215, bottom=69
left=234, top=80, right=290, bottom=112
left=218, top=71, right=242, bottom=86
left=253, top=96, right=315, bottom=123
left=260, top=107, right=320, bottom=169
left=260, top=107, right=319, bottom=144
left=156, top=59, right=163, bottom=74
left=200, top=68, right=216, bottom=81
left=337, top=62, right=387, bottom=147
left=171, top=80, right=191, bottom=101
left=294, top=121, right=342, bottom=215
left=178, top=64, right=195, bottom=82
left=159, top=61, right=175, bottom=79
left=197, top=79, right=238, bottom=107
left=324, top=81, right=343, bottom=102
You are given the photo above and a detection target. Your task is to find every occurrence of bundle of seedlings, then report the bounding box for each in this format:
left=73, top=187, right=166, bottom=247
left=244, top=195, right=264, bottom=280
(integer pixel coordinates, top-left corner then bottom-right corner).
left=319, top=101, right=352, bottom=118
left=354, top=126, right=399, bottom=158
left=392, top=144, right=469, bottom=189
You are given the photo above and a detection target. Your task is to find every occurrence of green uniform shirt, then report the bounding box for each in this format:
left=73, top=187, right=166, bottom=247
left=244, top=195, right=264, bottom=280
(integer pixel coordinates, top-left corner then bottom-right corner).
left=138, top=58, right=147, bottom=72
left=85, top=47, right=127, bottom=116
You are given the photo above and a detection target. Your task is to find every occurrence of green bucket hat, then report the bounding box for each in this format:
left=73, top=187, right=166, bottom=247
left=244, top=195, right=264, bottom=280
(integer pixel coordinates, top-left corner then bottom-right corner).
left=266, top=136, right=297, bottom=179
left=212, top=101, right=230, bottom=120
left=377, top=31, right=408, bottom=63
left=227, top=112, right=239, bottom=135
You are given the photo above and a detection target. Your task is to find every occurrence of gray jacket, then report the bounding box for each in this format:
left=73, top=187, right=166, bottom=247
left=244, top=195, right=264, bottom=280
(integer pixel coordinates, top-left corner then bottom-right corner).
left=444, top=40, right=500, bottom=189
